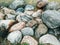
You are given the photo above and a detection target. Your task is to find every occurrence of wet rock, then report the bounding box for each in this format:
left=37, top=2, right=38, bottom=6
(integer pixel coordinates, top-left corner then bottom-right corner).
left=32, top=10, right=42, bottom=18
left=7, top=31, right=22, bottom=44
left=9, top=22, right=26, bottom=32
left=24, top=10, right=34, bottom=15
left=42, top=10, right=60, bottom=29
left=9, top=0, right=25, bottom=9
left=0, top=20, right=15, bottom=29
left=46, top=1, right=60, bottom=10
left=21, top=36, right=38, bottom=45
left=16, top=7, right=24, bottom=13
left=1, top=7, right=15, bottom=14
left=35, top=24, right=48, bottom=38
left=0, top=12, right=5, bottom=20
left=5, top=14, right=16, bottom=20
left=25, top=5, right=34, bottom=11
left=39, top=34, right=60, bottom=45
left=21, top=27, right=34, bottom=36
left=26, top=20, right=38, bottom=28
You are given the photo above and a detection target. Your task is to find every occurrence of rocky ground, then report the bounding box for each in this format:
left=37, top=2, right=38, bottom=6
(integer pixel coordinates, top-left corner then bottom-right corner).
left=0, top=0, right=60, bottom=45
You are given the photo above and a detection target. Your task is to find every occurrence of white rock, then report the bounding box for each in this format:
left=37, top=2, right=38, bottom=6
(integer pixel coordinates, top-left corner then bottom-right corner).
left=21, top=27, right=34, bottom=36
left=39, top=34, right=60, bottom=45
left=21, top=36, right=38, bottom=45
left=7, top=31, right=22, bottom=44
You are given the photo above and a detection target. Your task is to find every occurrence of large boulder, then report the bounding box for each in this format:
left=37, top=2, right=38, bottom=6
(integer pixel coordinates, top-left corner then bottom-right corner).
left=42, top=10, right=60, bottom=29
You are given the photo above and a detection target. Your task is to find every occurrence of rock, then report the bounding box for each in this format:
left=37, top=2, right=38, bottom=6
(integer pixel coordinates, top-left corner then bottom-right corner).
left=35, top=24, right=48, bottom=38
left=21, top=27, right=34, bottom=36
left=0, top=12, right=5, bottom=20
left=25, top=5, right=34, bottom=11
left=21, top=36, right=38, bottom=45
left=36, top=1, right=48, bottom=9
left=26, top=20, right=38, bottom=28
left=7, top=31, right=22, bottom=44
left=24, top=10, right=34, bottom=15
left=9, top=0, right=25, bottom=9
left=16, top=7, right=24, bottom=12
left=5, top=14, right=16, bottom=20
left=39, top=34, right=60, bottom=45
left=0, top=20, right=15, bottom=29
left=46, top=1, right=60, bottom=10
left=42, top=10, right=60, bottom=29
left=1, top=7, right=15, bottom=14
left=9, top=22, right=26, bottom=32
left=32, top=10, right=42, bottom=18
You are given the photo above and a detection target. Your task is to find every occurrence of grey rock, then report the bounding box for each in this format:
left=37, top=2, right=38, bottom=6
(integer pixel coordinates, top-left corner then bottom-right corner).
left=42, top=10, right=60, bottom=29
left=9, top=0, right=25, bottom=9
left=7, top=31, right=22, bottom=44
left=46, top=1, right=60, bottom=10
left=21, top=27, right=34, bottom=36
left=39, top=34, right=60, bottom=45
left=25, top=5, right=34, bottom=11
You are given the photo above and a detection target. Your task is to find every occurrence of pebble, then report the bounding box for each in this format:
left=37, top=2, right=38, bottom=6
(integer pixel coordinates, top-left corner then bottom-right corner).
left=35, top=24, right=48, bottom=38
left=39, top=34, right=60, bottom=45
left=21, top=27, right=34, bottom=36
left=9, top=22, right=26, bottom=32
left=21, top=36, right=38, bottom=45
left=9, top=0, right=25, bottom=9
left=25, top=5, right=34, bottom=11
left=0, top=12, right=5, bottom=20
left=7, top=31, right=22, bottom=44
left=0, top=20, right=15, bottom=29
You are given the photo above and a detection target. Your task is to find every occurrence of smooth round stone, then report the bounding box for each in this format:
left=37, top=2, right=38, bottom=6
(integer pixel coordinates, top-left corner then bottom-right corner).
left=21, top=36, right=38, bottom=45
left=39, top=34, right=60, bottom=45
left=25, top=5, right=34, bottom=11
left=7, top=31, right=22, bottom=44
left=9, top=22, right=26, bottom=32
left=16, top=8, right=24, bottom=12
left=0, top=12, right=5, bottom=20
left=21, top=27, right=34, bottom=36
left=9, top=0, right=25, bottom=9
left=35, top=24, right=48, bottom=38
left=1, top=7, right=15, bottom=14
left=5, top=14, right=16, bottom=20
left=24, top=10, right=34, bottom=15
left=46, top=1, right=60, bottom=10
left=32, top=10, right=42, bottom=18
left=26, top=20, right=38, bottom=27
left=0, top=20, right=15, bottom=29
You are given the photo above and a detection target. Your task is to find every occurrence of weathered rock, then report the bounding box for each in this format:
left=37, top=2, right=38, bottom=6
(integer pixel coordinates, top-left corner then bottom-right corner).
left=16, top=7, right=24, bottom=12
left=0, top=12, right=5, bottom=20
left=35, top=24, right=48, bottom=38
left=9, top=22, right=26, bottom=32
left=1, top=7, right=15, bottom=14
left=25, top=5, right=34, bottom=11
left=32, top=10, right=42, bottom=18
left=7, top=31, right=22, bottom=44
left=39, top=34, right=60, bottom=45
left=5, top=14, right=16, bottom=20
left=0, top=20, right=15, bottom=29
left=42, top=10, right=60, bottom=29
left=21, top=36, right=38, bottom=45
left=46, top=1, right=60, bottom=10
left=26, top=20, right=38, bottom=27
left=9, top=0, right=25, bottom=9
left=24, top=10, right=34, bottom=15
left=21, top=27, right=34, bottom=36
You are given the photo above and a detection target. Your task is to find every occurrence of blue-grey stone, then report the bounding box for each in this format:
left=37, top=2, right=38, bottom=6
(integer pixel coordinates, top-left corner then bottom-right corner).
left=16, top=8, right=24, bottom=12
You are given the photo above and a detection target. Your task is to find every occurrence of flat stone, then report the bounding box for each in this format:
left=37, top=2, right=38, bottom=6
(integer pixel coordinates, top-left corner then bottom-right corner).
left=21, top=36, right=38, bottom=45
left=9, top=22, right=26, bottom=32
left=39, top=34, right=60, bottom=45
left=7, top=31, right=22, bottom=44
